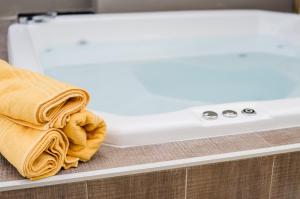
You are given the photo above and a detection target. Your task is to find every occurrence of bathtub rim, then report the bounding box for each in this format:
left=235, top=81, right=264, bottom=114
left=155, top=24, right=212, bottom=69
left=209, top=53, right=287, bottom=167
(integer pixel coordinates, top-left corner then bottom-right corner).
left=7, top=9, right=300, bottom=147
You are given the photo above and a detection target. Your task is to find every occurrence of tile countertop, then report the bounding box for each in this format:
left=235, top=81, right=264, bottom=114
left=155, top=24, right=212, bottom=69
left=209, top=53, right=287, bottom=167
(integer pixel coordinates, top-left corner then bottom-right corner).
left=1, top=126, right=300, bottom=191
left=1, top=19, right=300, bottom=191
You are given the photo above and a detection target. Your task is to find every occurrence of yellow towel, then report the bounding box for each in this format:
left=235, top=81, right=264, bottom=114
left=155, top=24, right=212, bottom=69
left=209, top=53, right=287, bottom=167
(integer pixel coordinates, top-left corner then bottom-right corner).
left=64, top=110, right=106, bottom=161
left=0, top=117, right=75, bottom=180
left=0, top=60, right=106, bottom=180
left=0, top=60, right=89, bottom=129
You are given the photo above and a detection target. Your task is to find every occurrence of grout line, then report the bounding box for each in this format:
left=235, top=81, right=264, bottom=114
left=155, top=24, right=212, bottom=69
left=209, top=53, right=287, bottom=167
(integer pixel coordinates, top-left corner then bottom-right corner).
left=85, top=181, right=89, bottom=199
left=84, top=181, right=89, bottom=199
left=184, top=168, right=188, bottom=199
left=268, top=156, right=276, bottom=199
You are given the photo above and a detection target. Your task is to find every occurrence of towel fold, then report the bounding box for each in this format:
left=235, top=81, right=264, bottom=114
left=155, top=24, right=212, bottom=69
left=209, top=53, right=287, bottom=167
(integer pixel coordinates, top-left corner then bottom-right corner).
left=0, top=60, right=106, bottom=180
left=0, top=60, right=89, bottom=129
left=0, top=117, right=73, bottom=180
left=64, top=110, right=106, bottom=161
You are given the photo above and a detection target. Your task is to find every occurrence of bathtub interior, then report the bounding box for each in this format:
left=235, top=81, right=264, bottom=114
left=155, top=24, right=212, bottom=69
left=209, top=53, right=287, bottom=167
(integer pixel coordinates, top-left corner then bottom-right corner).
left=13, top=11, right=300, bottom=116
left=8, top=11, right=300, bottom=147
left=42, top=39, right=300, bottom=116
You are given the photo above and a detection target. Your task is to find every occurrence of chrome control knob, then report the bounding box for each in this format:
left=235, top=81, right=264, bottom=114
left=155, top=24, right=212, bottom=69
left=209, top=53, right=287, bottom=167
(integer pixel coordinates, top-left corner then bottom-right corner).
left=222, top=110, right=237, bottom=118
left=242, top=108, right=256, bottom=115
left=202, top=111, right=218, bottom=120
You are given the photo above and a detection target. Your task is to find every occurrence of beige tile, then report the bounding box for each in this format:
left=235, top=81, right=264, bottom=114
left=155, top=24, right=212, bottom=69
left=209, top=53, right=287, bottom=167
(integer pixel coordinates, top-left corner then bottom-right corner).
left=60, top=138, right=221, bottom=175
left=0, top=182, right=88, bottom=199
left=87, top=169, right=186, bottom=199
left=0, top=136, right=220, bottom=182
left=0, top=155, right=23, bottom=181
left=88, top=175, right=131, bottom=199
left=259, top=127, right=300, bottom=146
left=130, top=169, right=186, bottom=199
left=208, top=133, right=271, bottom=152
left=186, top=156, right=274, bottom=199
left=269, top=152, right=300, bottom=199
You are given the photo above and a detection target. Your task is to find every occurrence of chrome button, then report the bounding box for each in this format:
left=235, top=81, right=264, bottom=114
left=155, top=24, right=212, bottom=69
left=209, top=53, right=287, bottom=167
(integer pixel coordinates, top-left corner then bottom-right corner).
left=222, top=110, right=237, bottom=118
left=202, top=111, right=218, bottom=120
left=242, top=108, right=256, bottom=115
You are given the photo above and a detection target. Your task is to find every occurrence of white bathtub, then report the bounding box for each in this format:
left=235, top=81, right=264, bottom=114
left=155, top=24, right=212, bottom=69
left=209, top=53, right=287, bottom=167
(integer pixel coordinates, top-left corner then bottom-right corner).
left=7, top=10, right=300, bottom=147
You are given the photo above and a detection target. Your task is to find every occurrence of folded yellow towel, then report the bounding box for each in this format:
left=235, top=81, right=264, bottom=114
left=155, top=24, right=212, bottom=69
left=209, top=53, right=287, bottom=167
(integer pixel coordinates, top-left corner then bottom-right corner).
left=0, top=117, right=73, bottom=180
left=0, top=60, right=89, bottom=129
left=0, top=60, right=106, bottom=180
left=64, top=110, right=106, bottom=161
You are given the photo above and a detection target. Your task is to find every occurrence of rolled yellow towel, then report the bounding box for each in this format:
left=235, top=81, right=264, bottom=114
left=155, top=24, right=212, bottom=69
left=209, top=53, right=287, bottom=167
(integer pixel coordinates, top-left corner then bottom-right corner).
left=0, top=117, right=78, bottom=180
left=63, top=110, right=106, bottom=161
left=0, top=60, right=89, bottom=129
left=0, top=60, right=106, bottom=180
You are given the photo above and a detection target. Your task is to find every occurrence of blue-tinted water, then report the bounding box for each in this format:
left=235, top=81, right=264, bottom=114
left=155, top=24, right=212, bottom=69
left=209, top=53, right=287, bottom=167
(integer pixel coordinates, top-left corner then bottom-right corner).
left=40, top=37, right=300, bottom=115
